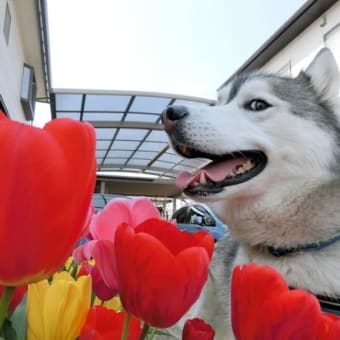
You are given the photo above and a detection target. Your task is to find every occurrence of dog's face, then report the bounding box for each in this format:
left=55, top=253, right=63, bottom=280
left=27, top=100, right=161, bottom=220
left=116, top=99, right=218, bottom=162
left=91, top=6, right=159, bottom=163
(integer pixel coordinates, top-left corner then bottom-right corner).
left=162, top=49, right=340, bottom=243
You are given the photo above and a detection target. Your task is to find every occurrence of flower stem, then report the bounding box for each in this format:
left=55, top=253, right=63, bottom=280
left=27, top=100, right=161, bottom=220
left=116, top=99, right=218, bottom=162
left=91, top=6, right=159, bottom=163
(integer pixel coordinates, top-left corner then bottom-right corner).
left=0, top=286, right=14, bottom=330
left=139, top=323, right=150, bottom=340
left=121, top=312, right=131, bottom=340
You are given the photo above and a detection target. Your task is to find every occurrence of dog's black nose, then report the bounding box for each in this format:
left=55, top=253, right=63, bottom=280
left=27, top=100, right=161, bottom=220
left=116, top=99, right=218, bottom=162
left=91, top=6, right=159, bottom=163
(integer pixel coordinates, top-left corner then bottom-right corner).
left=163, top=105, right=189, bottom=121
left=161, top=105, right=189, bottom=133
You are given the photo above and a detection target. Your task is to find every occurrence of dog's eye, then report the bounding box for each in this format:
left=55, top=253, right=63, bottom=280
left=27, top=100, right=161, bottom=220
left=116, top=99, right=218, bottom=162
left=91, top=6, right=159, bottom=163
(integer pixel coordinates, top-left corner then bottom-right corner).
left=245, top=99, right=271, bottom=111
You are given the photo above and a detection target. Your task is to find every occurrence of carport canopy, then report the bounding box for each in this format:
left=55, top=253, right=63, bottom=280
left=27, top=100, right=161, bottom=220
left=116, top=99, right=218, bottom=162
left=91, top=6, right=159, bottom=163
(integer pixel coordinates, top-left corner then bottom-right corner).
left=51, top=89, right=216, bottom=198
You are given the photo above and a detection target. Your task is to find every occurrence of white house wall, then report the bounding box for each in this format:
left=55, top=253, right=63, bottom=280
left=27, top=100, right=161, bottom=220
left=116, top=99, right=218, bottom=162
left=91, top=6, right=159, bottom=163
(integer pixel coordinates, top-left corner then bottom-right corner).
left=263, top=1, right=340, bottom=78
left=0, top=0, right=30, bottom=122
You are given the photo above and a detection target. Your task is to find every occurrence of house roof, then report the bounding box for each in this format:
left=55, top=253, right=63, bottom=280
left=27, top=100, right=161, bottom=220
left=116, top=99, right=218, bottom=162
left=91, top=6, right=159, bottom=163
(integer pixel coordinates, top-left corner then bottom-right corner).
left=15, top=0, right=49, bottom=100
left=218, top=0, right=337, bottom=90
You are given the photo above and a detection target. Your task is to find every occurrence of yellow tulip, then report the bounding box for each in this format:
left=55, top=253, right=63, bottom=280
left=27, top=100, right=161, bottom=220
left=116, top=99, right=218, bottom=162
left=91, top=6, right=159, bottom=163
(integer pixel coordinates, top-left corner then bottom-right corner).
left=27, top=271, right=91, bottom=340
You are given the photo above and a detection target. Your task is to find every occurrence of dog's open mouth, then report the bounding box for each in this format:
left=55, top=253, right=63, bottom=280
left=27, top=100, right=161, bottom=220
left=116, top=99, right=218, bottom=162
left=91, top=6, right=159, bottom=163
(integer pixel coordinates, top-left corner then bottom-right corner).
left=175, top=148, right=267, bottom=196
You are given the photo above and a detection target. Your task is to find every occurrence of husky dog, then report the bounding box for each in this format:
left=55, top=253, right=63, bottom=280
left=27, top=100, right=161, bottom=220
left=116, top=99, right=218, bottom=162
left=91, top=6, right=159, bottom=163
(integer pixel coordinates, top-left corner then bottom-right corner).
left=162, top=48, right=340, bottom=339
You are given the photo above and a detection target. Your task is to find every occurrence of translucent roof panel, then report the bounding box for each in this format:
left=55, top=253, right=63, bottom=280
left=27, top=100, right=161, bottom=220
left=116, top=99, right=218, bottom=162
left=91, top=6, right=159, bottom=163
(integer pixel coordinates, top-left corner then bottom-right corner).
left=133, top=151, right=158, bottom=160
left=127, top=159, right=150, bottom=166
left=95, top=128, right=117, bottom=140
left=96, top=150, right=107, bottom=158
left=103, top=157, right=128, bottom=164
left=129, top=96, right=172, bottom=113
left=139, top=141, right=168, bottom=152
left=83, top=112, right=124, bottom=121
left=116, top=128, right=149, bottom=141
left=112, top=141, right=140, bottom=150
left=84, top=95, right=131, bottom=111
left=56, top=112, right=81, bottom=120
left=124, top=113, right=159, bottom=123
left=51, top=90, right=215, bottom=179
left=97, top=140, right=112, bottom=149
left=55, top=94, right=83, bottom=111
left=157, top=152, right=183, bottom=163
left=107, top=150, right=134, bottom=158
left=146, top=130, right=169, bottom=143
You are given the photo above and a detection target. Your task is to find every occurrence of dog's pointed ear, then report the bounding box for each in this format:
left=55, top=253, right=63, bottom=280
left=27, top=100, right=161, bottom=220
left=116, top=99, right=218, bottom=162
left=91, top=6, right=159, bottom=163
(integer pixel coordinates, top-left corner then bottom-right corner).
left=304, top=48, right=340, bottom=100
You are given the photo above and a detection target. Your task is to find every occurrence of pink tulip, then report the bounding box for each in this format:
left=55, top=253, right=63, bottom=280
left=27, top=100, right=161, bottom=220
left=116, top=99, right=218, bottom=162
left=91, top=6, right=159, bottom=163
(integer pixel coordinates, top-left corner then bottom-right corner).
left=78, top=262, right=117, bottom=301
left=73, top=197, right=161, bottom=291
left=89, top=197, right=161, bottom=241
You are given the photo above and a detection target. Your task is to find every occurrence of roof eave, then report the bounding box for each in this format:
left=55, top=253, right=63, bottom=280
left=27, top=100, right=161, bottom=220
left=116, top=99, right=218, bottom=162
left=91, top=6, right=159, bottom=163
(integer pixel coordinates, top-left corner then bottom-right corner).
left=217, top=0, right=337, bottom=90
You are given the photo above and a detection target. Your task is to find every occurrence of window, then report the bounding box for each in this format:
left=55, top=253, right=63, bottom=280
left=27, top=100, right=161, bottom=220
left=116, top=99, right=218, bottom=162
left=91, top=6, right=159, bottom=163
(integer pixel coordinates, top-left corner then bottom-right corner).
left=324, top=24, right=340, bottom=70
left=172, top=207, right=188, bottom=223
left=192, top=205, right=216, bottom=226
left=20, top=64, right=37, bottom=121
left=3, top=3, right=11, bottom=45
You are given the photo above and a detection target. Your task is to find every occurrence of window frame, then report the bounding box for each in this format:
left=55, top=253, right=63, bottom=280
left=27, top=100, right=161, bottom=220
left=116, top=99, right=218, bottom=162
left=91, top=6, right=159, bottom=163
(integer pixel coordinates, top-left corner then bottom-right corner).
left=324, top=23, right=340, bottom=45
left=3, top=2, right=11, bottom=45
left=20, top=64, right=37, bottom=121
left=0, top=94, right=9, bottom=117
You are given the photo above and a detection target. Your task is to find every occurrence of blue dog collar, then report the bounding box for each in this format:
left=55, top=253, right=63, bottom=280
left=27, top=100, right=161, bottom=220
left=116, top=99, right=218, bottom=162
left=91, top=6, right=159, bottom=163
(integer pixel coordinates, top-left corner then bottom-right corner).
left=267, top=231, right=340, bottom=257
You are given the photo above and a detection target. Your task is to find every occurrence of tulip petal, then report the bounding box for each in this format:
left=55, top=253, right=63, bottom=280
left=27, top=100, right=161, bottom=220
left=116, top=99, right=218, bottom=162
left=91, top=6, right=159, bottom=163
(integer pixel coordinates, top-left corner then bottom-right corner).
left=0, top=118, right=96, bottom=285
left=78, top=261, right=118, bottom=300
left=73, top=240, right=98, bottom=263
left=91, top=240, right=118, bottom=291
left=115, top=223, right=210, bottom=328
left=182, top=318, right=215, bottom=340
left=90, top=197, right=160, bottom=241
left=80, top=306, right=142, bottom=339
left=136, top=218, right=214, bottom=259
left=27, top=272, right=91, bottom=340
left=231, top=263, right=340, bottom=340
left=27, top=281, right=49, bottom=340
left=91, top=266, right=118, bottom=301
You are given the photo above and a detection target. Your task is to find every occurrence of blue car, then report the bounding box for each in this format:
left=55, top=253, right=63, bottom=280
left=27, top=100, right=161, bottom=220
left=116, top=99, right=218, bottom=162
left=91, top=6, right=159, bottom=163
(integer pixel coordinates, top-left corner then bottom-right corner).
left=172, top=203, right=228, bottom=241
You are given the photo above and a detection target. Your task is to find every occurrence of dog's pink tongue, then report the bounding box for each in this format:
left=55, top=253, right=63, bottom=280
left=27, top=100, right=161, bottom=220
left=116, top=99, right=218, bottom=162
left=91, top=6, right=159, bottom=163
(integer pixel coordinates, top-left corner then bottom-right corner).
left=175, top=159, right=246, bottom=189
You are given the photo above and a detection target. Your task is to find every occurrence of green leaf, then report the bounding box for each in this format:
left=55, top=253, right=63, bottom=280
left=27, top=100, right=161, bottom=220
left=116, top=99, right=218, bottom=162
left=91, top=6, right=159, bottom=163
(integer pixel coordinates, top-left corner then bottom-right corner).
left=146, top=327, right=172, bottom=339
left=10, top=295, right=27, bottom=340
left=2, top=318, right=17, bottom=340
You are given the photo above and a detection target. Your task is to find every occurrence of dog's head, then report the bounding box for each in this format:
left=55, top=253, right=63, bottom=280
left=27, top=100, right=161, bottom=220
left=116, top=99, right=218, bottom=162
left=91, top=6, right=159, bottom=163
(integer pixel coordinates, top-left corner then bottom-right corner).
left=162, top=48, right=340, bottom=220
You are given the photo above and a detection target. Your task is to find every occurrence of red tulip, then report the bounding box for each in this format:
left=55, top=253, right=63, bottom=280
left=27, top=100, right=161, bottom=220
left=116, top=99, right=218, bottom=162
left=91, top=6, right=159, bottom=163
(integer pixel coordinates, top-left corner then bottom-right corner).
left=231, top=263, right=340, bottom=340
left=0, top=285, right=26, bottom=311
left=115, top=218, right=214, bottom=328
left=0, top=114, right=96, bottom=285
left=182, top=318, right=215, bottom=340
left=79, top=305, right=141, bottom=340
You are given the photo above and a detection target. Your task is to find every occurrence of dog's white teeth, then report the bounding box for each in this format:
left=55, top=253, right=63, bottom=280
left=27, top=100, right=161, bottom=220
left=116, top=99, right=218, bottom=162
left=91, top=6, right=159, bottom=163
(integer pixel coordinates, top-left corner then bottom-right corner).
left=229, top=171, right=236, bottom=177
left=199, top=173, right=207, bottom=185
left=235, top=167, right=246, bottom=175
left=233, top=161, right=254, bottom=177
left=242, top=160, right=253, bottom=171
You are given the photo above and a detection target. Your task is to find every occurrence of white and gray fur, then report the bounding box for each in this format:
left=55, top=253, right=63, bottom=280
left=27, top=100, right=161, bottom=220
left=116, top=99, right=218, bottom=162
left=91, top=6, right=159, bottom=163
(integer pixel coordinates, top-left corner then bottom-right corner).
left=161, top=48, right=340, bottom=339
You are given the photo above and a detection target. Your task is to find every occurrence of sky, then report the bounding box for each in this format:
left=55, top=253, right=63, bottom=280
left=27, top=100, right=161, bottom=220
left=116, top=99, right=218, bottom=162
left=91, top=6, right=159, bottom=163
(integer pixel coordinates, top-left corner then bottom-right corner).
left=34, top=0, right=306, bottom=126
